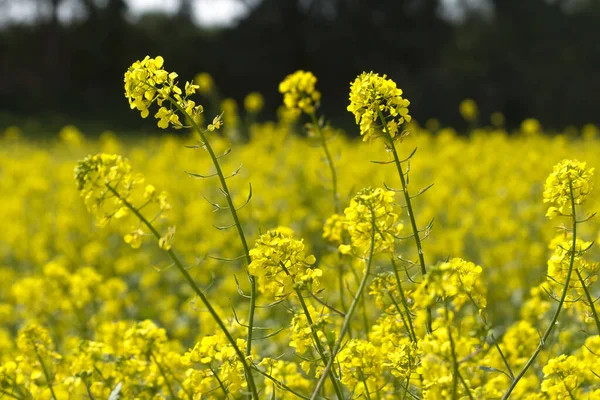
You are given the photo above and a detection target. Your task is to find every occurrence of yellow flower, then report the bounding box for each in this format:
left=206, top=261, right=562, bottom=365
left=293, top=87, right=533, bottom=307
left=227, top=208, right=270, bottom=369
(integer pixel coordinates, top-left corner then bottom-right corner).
left=543, top=159, right=594, bottom=218
left=244, top=92, right=264, bottom=114
left=194, top=72, right=214, bottom=94
left=279, top=70, right=321, bottom=115
left=347, top=71, right=411, bottom=141
left=459, top=98, right=478, bottom=122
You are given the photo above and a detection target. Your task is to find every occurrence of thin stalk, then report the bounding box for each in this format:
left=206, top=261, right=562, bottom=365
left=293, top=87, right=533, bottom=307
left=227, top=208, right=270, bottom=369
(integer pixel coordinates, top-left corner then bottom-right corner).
left=391, top=258, right=418, bottom=342
left=253, top=367, right=311, bottom=400
left=576, top=269, right=600, bottom=335
left=310, top=112, right=339, bottom=213
left=445, top=304, right=474, bottom=400
left=377, top=111, right=432, bottom=334
left=33, top=347, right=57, bottom=400
left=279, top=262, right=345, bottom=399
left=166, top=96, right=257, bottom=361
left=501, top=181, right=579, bottom=400
left=149, top=352, right=176, bottom=400
left=310, top=211, right=377, bottom=399
left=105, top=184, right=259, bottom=399
left=0, top=389, right=24, bottom=400
left=465, top=293, right=514, bottom=380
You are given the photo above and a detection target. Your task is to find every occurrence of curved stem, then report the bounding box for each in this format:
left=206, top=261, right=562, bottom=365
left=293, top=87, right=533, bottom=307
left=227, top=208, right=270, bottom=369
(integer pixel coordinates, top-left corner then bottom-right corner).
left=105, top=184, right=259, bottom=399
left=252, top=367, right=311, bottom=400
left=310, top=211, right=377, bottom=399
left=377, top=111, right=432, bottom=334
left=501, top=180, right=578, bottom=400
left=294, top=288, right=345, bottom=399
left=33, top=347, right=57, bottom=400
left=166, top=96, right=258, bottom=361
left=575, top=269, right=600, bottom=335
left=310, top=112, right=339, bottom=213
left=149, top=352, right=176, bottom=399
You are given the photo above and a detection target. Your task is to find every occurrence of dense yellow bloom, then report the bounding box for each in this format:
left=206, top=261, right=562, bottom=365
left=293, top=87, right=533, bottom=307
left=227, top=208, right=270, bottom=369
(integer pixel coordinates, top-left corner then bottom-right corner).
left=541, top=355, right=582, bottom=398
left=322, top=213, right=345, bottom=244
left=413, top=257, right=486, bottom=311
left=337, top=339, right=383, bottom=395
left=279, top=70, right=321, bottom=115
left=543, top=159, right=594, bottom=218
left=459, top=98, right=479, bottom=122
left=194, top=72, right=214, bottom=94
left=347, top=71, right=411, bottom=141
left=248, top=229, right=321, bottom=298
left=341, top=187, right=403, bottom=254
left=124, top=56, right=204, bottom=129
left=244, top=92, right=264, bottom=113
left=289, top=304, right=331, bottom=355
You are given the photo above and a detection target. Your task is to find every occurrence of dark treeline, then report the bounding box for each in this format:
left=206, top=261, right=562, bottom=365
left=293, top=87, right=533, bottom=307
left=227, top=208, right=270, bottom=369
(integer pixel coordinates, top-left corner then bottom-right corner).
left=1, top=0, right=599, bottom=134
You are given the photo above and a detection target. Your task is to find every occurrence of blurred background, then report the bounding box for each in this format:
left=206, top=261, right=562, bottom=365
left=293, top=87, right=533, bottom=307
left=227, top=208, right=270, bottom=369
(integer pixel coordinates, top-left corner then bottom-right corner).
left=1, top=0, right=599, bottom=135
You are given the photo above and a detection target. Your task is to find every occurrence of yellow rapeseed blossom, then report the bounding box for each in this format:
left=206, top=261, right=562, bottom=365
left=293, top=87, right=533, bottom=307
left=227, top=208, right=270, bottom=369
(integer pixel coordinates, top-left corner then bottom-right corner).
left=244, top=92, right=264, bottom=114
left=279, top=70, right=321, bottom=115
left=459, top=98, right=479, bottom=122
left=543, top=159, right=594, bottom=218
left=248, top=229, right=321, bottom=298
left=347, top=71, right=411, bottom=141
left=194, top=72, right=214, bottom=94
left=341, top=187, right=403, bottom=254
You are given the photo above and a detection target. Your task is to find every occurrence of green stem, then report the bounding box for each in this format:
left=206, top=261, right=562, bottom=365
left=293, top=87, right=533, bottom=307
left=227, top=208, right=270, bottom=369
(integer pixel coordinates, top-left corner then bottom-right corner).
left=310, top=112, right=339, bottom=213
left=501, top=180, right=579, bottom=400
left=576, top=269, right=600, bottom=335
left=0, top=389, right=24, bottom=400
left=105, top=184, right=259, bottom=399
left=377, top=111, right=432, bottom=334
left=150, top=352, right=176, bottom=400
left=166, top=96, right=257, bottom=362
left=445, top=303, right=474, bottom=400
left=391, top=258, right=418, bottom=342
left=253, top=367, right=311, bottom=400
left=33, top=347, right=57, bottom=400
left=310, top=210, right=377, bottom=400
left=279, top=262, right=345, bottom=399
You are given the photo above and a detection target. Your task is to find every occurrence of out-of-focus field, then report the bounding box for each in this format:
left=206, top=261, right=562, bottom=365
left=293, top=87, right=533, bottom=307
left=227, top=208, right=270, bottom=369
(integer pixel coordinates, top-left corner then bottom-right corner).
left=1, top=121, right=599, bottom=399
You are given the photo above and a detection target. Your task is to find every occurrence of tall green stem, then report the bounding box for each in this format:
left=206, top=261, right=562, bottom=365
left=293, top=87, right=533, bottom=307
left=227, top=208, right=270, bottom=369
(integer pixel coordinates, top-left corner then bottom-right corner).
left=310, top=212, right=377, bottom=399
left=295, top=288, right=345, bottom=399
left=501, top=181, right=578, bottom=400
left=575, top=269, right=600, bottom=335
left=377, top=111, right=432, bottom=334
left=167, top=99, right=257, bottom=362
left=34, top=348, right=57, bottom=400
left=105, top=185, right=259, bottom=399
left=310, top=112, right=339, bottom=213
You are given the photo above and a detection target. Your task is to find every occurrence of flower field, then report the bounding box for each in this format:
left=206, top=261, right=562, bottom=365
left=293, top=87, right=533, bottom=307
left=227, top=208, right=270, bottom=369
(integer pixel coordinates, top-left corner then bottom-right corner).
left=1, top=58, right=599, bottom=399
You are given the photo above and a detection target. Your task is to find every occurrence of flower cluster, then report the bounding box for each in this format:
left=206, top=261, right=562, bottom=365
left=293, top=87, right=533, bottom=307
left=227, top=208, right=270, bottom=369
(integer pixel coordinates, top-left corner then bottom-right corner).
left=289, top=304, right=331, bottom=356
left=124, top=55, right=204, bottom=129
left=413, top=258, right=486, bottom=310
left=278, top=70, right=321, bottom=115
left=248, top=229, right=321, bottom=298
left=322, top=213, right=345, bottom=244
left=336, top=339, right=383, bottom=395
left=75, top=153, right=172, bottom=249
left=181, top=333, right=249, bottom=395
left=339, top=187, right=403, bottom=255
left=543, top=159, right=594, bottom=218
left=347, top=72, right=411, bottom=141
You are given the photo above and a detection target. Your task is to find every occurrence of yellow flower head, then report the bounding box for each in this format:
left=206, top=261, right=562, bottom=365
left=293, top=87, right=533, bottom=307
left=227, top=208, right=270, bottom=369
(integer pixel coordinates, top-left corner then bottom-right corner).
left=459, top=98, right=478, bottom=122
left=543, top=159, right=594, bottom=218
left=342, top=187, right=403, bottom=254
left=248, top=229, right=321, bottom=298
left=279, top=70, right=321, bottom=115
left=194, top=72, right=214, bottom=94
left=244, top=92, right=265, bottom=114
left=124, top=56, right=204, bottom=129
left=347, top=72, right=411, bottom=141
